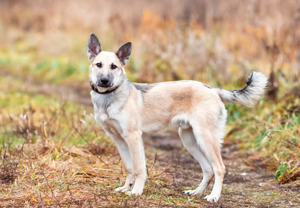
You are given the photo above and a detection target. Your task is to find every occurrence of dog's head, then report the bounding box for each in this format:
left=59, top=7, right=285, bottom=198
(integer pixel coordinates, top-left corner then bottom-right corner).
left=87, top=33, right=131, bottom=93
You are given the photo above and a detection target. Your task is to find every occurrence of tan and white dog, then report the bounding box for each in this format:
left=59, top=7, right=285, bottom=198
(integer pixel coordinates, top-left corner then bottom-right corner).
left=87, top=33, right=267, bottom=203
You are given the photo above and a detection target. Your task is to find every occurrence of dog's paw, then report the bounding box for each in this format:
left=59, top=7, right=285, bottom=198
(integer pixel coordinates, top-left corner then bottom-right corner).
left=183, top=187, right=206, bottom=196
left=125, top=190, right=142, bottom=196
left=115, top=185, right=131, bottom=193
left=125, top=179, right=145, bottom=196
left=204, top=194, right=219, bottom=203
left=125, top=184, right=144, bottom=196
left=183, top=190, right=196, bottom=196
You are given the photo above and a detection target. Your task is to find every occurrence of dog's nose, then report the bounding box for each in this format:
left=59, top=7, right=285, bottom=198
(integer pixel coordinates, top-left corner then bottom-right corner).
left=100, top=77, right=109, bottom=85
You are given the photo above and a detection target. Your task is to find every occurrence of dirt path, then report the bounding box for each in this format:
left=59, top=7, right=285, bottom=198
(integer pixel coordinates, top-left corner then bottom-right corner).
left=144, top=132, right=300, bottom=207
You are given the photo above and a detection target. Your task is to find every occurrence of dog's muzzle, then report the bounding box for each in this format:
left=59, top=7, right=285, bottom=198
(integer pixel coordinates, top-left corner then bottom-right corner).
left=90, top=81, right=119, bottom=94
left=96, top=77, right=112, bottom=88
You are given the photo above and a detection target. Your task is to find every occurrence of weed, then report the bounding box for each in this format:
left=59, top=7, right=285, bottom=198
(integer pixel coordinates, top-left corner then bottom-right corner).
left=0, top=141, right=23, bottom=184
left=275, top=162, right=291, bottom=182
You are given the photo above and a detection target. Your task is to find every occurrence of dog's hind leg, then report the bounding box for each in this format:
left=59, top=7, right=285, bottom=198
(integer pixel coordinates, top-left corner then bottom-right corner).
left=179, top=127, right=214, bottom=196
left=192, top=126, right=225, bottom=203
left=110, top=135, right=135, bottom=193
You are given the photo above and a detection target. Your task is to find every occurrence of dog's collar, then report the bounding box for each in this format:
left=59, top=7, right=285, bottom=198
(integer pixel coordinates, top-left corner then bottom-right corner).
left=90, top=81, right=119, bottom=94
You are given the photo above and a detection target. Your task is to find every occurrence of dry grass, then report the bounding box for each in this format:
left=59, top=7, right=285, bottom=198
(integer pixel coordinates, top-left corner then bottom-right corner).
left=0, top=0, right=299, bottom=207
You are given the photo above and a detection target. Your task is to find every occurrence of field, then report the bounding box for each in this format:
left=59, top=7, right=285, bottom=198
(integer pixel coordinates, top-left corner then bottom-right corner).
left=0, top=0, right=299, bottom=207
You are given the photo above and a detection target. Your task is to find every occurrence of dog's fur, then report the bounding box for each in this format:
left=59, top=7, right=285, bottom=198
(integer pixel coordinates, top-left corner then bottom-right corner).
left=87, top=34, right=268, bottom=203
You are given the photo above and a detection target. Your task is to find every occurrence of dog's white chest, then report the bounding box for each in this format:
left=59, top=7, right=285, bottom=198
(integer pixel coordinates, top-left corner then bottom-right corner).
left=92, top=101, right=119, bottom=123
left=94, top=107, right=108, bottom=122
left=91, top=91, right=128, bottom=136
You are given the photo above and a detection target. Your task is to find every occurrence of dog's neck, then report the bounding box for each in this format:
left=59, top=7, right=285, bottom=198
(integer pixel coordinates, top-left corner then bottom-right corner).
left=90, top=78, right=132, bottom=112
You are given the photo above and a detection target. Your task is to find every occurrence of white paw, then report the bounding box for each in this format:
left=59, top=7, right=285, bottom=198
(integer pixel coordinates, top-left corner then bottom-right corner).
left=125, top=178, right=145, bottom=196
left=125, top=189, right=142, bottom=196
left=115, top=185, right=131, bottom=192
left=204, top=194, right=219, bottom=203
left=125, top=183, right=144, bottom=196
left=183, top=189, right=196, bottom=196
left=184, top=186, right=206, bottom=196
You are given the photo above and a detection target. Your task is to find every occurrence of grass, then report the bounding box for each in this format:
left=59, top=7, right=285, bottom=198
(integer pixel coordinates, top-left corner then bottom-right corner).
left=0, top=1, right=300, bottom=206
left=0, top=47, right=299, bottom=207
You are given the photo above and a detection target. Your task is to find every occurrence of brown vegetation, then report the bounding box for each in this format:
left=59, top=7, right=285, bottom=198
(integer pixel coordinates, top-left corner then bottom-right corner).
left=0, top=0, right=299, bottom=207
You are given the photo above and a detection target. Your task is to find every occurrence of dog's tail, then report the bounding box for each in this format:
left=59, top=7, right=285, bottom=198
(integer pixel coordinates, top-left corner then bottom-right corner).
left=217, top=71, right=268, bottom=106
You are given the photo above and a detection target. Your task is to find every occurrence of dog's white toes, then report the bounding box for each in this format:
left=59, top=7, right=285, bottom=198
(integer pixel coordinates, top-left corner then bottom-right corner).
left=183, top=190, right=196, bottom=196
left=115, top=186, right=131, bottom=192
left=130, top=187, right=143, bottom=195
left=125, top=191, right=132, bottom=195
left=204, top=194, right=219, bottom=203
left=125, top=190, right=142, bottom=196
left=184, top=187, right=205, bottom=196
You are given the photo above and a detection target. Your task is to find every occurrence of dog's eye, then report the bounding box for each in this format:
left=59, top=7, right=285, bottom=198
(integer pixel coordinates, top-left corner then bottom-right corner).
left=111, top=64, right=117, bottom=70
left=96, top=63, right=102, bottom=68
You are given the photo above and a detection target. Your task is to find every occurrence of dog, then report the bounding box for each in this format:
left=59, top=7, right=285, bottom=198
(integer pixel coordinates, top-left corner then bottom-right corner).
left=87, top=33, right=267, bottom=203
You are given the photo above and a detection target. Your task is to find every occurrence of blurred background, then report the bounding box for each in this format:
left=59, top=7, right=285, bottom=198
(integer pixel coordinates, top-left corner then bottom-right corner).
left=0, top=0, right=299, bottom=206
left=1, top=0, right=299, bottom=85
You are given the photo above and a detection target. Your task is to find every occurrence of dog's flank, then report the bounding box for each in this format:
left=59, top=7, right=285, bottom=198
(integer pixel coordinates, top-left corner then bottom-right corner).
left=87, top=33, right=267, bottom=203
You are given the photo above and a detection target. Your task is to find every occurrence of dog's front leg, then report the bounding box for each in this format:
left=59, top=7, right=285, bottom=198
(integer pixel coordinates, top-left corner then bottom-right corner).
left=99, top=122, right=135, bottom=193
left=111, top=135, right=135, bottom=193
left=125, top=130, right=147, bottom=195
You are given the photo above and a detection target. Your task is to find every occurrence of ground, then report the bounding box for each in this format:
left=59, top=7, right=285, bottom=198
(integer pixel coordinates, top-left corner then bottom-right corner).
left=0, top=1, right=299, bottom=205
left=0, top=79, right=299, bottom=207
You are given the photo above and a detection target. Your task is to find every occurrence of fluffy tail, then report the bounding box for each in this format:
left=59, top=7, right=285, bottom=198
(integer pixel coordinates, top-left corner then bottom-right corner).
left=217, top=71, right=268, bottom=106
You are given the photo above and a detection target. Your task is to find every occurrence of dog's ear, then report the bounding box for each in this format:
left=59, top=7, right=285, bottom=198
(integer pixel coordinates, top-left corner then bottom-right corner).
left=116, top=42, right=132, bottom=65
left=87, top=33, right=102, bottom=62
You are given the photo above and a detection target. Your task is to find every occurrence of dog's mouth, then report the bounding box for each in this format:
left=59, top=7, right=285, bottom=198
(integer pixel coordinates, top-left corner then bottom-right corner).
left=90, top=81, right=119, bottom=94
left=98, top=83, right=113, bottom=88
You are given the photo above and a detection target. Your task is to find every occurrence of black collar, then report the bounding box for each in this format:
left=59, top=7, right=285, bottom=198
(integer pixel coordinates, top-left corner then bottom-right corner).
left=90, top=81, right=119, bottom=94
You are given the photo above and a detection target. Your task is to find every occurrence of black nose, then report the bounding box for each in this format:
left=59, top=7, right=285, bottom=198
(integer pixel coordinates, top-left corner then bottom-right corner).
left=100, top=77, right=109, bottom=85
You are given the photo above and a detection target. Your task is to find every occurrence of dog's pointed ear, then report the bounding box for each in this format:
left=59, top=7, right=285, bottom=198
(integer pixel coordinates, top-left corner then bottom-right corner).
left=87, top=33, right=102, bottom=62
left=116, top=42, right=132, bottom=65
